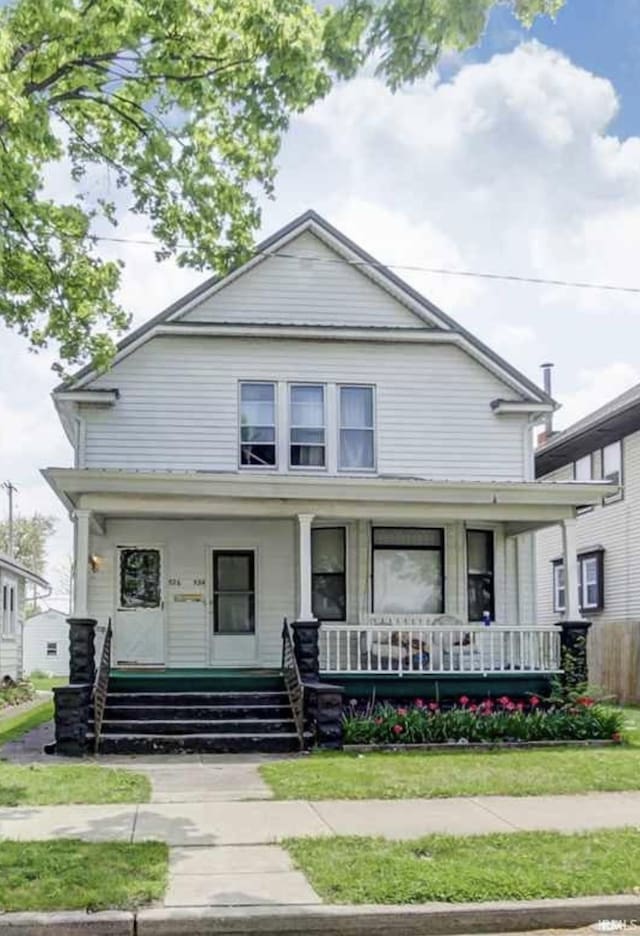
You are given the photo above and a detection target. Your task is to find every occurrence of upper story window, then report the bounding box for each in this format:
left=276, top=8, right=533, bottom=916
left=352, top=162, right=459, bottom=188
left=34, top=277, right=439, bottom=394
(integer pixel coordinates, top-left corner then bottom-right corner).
left=574, top=454, right=593, bottom=481
left=339, top=385, right=375, bottom=471
left=290, top=385, right=326, bottom=468
left=240, top=382, right=276, bottom=468
left=603, top=441, right=622, bottom=485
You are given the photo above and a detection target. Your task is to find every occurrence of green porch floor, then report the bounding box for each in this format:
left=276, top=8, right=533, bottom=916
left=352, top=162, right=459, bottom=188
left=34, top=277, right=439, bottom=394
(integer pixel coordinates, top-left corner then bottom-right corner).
left=108, top=668, right=284, bottom=692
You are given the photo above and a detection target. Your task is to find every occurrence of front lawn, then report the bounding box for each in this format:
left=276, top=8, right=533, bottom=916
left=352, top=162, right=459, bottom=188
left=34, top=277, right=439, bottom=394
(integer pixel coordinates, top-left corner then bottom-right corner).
left=0, top=840, right=167, bottom=911
left=286, top=828, right=640, bottom=904
left=0, top=700, right=53, bottom=748
left=29, top=675, right=67, bottom=691
left=0, top=762, right=151, bottom=806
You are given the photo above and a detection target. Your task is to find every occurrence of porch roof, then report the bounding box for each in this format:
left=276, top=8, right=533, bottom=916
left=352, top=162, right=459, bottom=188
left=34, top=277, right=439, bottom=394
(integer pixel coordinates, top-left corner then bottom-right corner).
left=43, top=467, right=614, bottom=531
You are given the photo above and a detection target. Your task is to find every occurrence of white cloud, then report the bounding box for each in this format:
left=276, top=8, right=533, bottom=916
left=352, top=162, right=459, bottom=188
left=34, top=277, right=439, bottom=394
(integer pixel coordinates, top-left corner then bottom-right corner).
left=555, top=362, right=640, bottom=430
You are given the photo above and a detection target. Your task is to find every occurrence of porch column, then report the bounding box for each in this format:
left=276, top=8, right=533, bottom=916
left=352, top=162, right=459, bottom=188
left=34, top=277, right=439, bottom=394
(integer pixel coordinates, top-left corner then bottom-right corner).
left=73, top=508, right=91, bottom=618
left=561, top=517, right=584, bottom=622
left=296, top=513, right=316, bottom=622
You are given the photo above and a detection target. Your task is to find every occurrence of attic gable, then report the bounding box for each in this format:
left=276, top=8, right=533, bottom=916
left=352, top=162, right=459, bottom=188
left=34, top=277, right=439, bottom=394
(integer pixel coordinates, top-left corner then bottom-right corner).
left=177, top=229, right=430, bottom=330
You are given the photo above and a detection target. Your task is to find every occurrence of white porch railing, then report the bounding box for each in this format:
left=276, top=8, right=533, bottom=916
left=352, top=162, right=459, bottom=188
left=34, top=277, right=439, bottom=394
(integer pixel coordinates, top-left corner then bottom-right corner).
left=319, top=617, right=562, bottom=676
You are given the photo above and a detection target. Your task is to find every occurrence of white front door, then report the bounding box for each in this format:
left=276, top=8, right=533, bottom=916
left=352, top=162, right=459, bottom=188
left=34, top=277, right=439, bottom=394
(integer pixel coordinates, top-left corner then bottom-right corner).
left=210, top=549, right=257, bottom=666
left=114, top=547, right=165, bottom=666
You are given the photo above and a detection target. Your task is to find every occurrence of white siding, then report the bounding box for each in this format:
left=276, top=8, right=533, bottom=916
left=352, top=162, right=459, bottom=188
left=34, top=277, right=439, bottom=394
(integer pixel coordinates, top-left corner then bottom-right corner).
left=87, top=517, right=522, bottom=668
left=23, top=611, right=69, bottom=677
left=181, top=231, right=427, bottom=329
left=536, top=431, right=640, bottom=626
left=0, top=576, right=24, bottom=682
left=85, top=336, right=530, bottom=481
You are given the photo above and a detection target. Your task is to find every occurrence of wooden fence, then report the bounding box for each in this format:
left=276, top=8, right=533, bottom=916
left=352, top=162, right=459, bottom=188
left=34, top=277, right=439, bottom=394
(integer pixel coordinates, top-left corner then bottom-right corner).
left=588, top=621, right=640, bottom=703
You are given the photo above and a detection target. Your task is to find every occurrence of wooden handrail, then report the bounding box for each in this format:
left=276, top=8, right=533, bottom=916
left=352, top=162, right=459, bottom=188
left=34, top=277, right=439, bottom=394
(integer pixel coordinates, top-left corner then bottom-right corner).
left=92, top=618, right=112, bottom=753
left=281, top=618, right=305, bottom=749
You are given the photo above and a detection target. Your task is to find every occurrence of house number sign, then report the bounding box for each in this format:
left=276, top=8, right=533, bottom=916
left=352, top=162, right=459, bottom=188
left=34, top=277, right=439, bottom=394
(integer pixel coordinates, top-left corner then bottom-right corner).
left=168, top=578, right=206, bottom=587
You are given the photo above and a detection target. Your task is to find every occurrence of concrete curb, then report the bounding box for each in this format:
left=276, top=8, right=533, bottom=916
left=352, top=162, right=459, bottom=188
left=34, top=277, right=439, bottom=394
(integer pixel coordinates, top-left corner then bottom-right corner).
left=2, top=896, right=640, bottom=935
left=344, top=739, right=619, bottom=753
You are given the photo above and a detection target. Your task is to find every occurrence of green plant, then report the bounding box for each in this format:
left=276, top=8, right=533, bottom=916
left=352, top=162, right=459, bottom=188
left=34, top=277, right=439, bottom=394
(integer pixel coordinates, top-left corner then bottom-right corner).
left=342, top=696, right=624, bottom=746
left=0, top=678, right=35, bottom=710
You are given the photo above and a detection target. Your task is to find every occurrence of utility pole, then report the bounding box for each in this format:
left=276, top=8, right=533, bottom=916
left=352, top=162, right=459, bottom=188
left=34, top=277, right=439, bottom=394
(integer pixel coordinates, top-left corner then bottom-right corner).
left=2, top=481, right=17, bottom=558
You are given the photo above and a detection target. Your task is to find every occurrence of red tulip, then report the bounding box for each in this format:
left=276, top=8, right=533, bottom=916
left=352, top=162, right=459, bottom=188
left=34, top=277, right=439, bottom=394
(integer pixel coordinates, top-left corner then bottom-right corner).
left=459, top=695, right=470, bottom=706
left=392, top=724, right=404, bottom=735
left=530, top=696, right=540, bottom=707
left=414, top=698, right=425, bottom=708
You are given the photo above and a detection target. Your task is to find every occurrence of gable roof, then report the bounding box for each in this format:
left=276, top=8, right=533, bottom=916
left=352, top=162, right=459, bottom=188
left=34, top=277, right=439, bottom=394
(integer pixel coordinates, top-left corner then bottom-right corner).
left=536, top=380, right=640, bottom=477
left=57, top=210, right=554, bottom=405
left=0, top=552, right=49, bottom=590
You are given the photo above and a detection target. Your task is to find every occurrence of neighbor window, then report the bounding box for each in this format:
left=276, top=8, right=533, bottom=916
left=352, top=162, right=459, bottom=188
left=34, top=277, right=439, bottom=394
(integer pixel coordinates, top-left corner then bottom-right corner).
left=240, top=382, right=276, bottom=467
left=290, top=385, right=326, bottom=468
left=311, top=527, right=346, bottom=621
left=553, top=550, right=604, bottom=613
left=46, top=642, right=58, bottom=657
left=574, top=454, right=593, bottom=481
left=339, top=386, right=375, bottom=470
left=372, top=527, right=444, bottom=614
left=1, top=579, right=16, bottom=637
left=213, top=550, right=255, bottom=634
left=467, top=530, right=494, bottom=621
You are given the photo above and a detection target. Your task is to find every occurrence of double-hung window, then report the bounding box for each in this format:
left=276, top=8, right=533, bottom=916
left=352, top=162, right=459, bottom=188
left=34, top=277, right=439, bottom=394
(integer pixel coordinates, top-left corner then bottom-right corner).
left=553, top=550, right=604, bottom=613
left=466, top=530, right=494, bottom=621
left=46, top=642, right=58, bottom=657
left=240, top=382, right=277, bottom=468
left=290, top=385, right=325, bottom=468
left=311, top=527, right=346, bottom=620
left=1, top=577, right=16, bottom=637
left=372, top=528, right=444, bottom=614
left=574, top=454, right=593, bottom=481
left=603, top=441, right=622, bottom=484
left=339, top=386, right=374, bottom=470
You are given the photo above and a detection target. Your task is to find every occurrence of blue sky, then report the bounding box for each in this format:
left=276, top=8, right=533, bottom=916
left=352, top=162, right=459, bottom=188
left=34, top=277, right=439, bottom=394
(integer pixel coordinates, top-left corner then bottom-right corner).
left=475, top=0, right=640, bottom=138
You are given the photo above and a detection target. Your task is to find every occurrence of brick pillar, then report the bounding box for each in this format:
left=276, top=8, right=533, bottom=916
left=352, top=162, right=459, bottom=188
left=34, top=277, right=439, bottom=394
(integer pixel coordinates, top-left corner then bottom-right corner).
left=68, top=617, right=97, bottom=686
left=311, top=683, right=344, bottom=749
left=53, top=685, right=92, bottom=756
left=291, top=620, right=320, bottom=680
left=557, top=620, right=592, bottom=689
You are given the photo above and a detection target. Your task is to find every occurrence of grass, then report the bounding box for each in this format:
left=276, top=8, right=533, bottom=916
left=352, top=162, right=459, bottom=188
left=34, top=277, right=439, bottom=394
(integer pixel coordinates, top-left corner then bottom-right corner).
left=286, top=828, right=640, bottom=904
left=0, top=700, right=53, bottom=748
left=262, top=706, right=640, bottom=800
left=0, top=840, right=167, bottom=911
left=0, top=762, right=151, bottom=806
left=29, top=675, right=67, bottom=691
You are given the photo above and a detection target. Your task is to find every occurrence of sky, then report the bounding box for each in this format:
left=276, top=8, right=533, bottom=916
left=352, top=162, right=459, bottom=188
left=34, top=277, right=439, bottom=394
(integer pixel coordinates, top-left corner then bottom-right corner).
left=3, top=0, right=640, bottom=606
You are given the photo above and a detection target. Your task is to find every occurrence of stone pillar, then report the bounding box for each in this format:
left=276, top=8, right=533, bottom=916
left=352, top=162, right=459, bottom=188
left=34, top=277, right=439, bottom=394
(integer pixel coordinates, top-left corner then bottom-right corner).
left=52, top=685, right=92, bottom=756
left=292, top=620, right=321, bottom=681
left=68, top=617, right=97, bottom=686
left=310, top=683, right=344, bottom=749
left=296, top=513, right=316, bottom=623
left=558, top=620, right=592, bottom=689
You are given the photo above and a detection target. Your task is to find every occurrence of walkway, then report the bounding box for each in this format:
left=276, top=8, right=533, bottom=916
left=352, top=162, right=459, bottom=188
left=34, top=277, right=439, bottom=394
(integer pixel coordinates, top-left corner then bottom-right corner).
left=2, top=791, right=640, bottom=907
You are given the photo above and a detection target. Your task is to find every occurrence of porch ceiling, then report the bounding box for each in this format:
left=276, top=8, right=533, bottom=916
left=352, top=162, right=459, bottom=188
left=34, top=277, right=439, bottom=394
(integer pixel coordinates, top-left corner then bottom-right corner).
left=42, top=467, right=613, bottom=529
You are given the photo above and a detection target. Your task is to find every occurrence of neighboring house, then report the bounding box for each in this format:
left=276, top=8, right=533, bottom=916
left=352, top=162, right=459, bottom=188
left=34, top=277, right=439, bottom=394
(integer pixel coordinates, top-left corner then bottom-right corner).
left=535, top=382, right=640, bottom=702
left=0, top=552, right=49, bottom=683
left=22, top=608, right=69, bottom=678
left=43, top=211, right=609, bottom=752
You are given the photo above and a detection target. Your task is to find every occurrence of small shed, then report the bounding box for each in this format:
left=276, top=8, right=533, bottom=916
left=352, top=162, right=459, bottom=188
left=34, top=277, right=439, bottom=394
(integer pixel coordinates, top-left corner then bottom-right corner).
left=0, top=552, right=49, bottom=683
left=22, top=608, right=69, bottom=678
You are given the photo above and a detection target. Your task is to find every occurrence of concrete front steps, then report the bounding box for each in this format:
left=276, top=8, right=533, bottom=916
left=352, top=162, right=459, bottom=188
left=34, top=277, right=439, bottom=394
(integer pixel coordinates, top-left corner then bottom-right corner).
left=91, top=680, right=310, bottom=754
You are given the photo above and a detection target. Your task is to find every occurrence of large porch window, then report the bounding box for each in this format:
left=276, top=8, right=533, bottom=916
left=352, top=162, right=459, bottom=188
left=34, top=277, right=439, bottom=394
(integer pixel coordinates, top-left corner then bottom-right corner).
left=213, top=550, right=255, bottom=634
left=311, top=527, right=346, bottom=621
left=466, top=529, right=494, bottom=622
left=372, top=527, right=444, bottom=614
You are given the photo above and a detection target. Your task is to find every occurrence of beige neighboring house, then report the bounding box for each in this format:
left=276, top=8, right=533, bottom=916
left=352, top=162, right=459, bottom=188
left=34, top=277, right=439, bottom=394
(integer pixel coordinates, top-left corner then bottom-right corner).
left=535, top=382, right=640, bottom=702
left=0, top=552, right=49, bottom=683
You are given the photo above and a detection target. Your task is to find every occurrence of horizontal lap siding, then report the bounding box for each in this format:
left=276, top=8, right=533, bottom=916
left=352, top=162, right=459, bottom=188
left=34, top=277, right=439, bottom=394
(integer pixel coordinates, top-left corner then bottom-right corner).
left=181, top=231, right=426, bottom=329
left=86, top=337, right=529, bottom=480
left=88, top=518, right=295, bottom=668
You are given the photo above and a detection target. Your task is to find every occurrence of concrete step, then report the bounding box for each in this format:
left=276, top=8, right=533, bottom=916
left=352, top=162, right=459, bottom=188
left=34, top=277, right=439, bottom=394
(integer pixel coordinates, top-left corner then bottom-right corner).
left=95, top=732, right=307, bottom=754
left=97, top=718, right=297, bottom=735
left=103, top=704, right=293, bottom=720
left=105, top=691, right=290, bottom=707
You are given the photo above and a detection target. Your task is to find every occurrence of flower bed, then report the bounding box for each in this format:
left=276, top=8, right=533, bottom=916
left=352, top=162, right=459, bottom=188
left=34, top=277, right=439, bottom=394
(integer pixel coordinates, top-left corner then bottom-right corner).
left=342, top=695, right=623, bottom=746
left=0, top=678, right=35, bottom=712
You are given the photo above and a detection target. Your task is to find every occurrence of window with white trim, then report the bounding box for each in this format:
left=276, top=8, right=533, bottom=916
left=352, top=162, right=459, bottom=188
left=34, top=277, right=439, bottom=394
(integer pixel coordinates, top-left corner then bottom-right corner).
left=290, top=385, right=326, bottom=468
left=46, top=642, right=58, bottom=657
left=1, top=577, right=17, bottom=637
left=553, top=550, right=604, bottom=613
left=339, top=385, right=374, bottom=470
left=239, top=382, right=277, bottom=468
left=373, top=527, right=444, bottom=614
left=574, top=454, right=593, bottom=481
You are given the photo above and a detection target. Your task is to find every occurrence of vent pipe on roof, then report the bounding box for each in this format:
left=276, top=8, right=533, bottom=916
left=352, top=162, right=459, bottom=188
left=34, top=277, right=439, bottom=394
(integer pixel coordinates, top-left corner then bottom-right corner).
left=540, top=362, right=554, bottom=439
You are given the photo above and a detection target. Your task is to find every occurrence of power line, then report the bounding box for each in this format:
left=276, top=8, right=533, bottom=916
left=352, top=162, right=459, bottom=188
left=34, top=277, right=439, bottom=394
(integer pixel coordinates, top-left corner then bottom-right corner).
left=87, top=232, right=640, bottom=296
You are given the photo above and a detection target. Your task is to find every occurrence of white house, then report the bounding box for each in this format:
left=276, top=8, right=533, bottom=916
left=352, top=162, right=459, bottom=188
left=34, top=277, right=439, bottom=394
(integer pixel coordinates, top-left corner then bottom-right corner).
left=43, top=211, right=612, bottom=753
left=22, top=608, right=69, bottom=678
left=0, top=552, right=49, bottom=684
left=535, top=381, right=640, bottom=702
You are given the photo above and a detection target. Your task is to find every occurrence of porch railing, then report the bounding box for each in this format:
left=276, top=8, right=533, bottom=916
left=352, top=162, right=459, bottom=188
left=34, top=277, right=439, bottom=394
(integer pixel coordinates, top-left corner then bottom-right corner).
left=319, top=619, right=561, bottom=676
left=92, top=617, right=112, bottom=753
left=281, top=618, right=305, bottom=749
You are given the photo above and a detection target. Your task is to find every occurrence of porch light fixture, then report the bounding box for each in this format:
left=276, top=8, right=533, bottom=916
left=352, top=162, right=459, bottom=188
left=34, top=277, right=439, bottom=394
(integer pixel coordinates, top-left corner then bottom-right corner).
left=89, top=554, right=103, bottom=573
